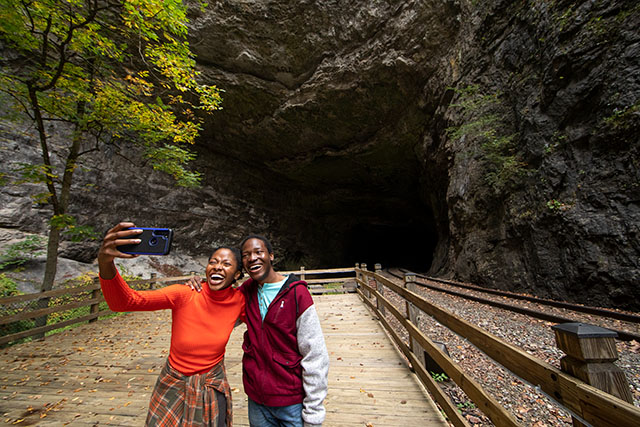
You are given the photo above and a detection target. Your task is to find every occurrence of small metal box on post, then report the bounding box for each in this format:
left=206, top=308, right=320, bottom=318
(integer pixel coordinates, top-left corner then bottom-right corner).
left=404, top=272, right=426, bottom=369
left=374, top=263, right=385, bottom=315
left=552, top=322, right=634, bottom=427
left=361, top=263, right=370, bottom=298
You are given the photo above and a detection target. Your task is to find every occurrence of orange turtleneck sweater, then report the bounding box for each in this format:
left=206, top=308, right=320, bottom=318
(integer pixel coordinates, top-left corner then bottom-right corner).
left=99, top=271, right=245, bottom=375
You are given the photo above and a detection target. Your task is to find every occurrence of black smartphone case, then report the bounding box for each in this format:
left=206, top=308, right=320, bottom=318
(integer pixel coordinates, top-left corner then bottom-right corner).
left=117, top=228, right=173, bottom=255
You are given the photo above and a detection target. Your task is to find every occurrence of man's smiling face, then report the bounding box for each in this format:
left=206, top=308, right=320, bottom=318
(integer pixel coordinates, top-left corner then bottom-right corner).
left=241, top=238, right=274, bottom=283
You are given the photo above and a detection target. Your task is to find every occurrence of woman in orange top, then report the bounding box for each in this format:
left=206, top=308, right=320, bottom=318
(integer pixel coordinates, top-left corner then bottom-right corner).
left=98, top=222, right=245, bottom=427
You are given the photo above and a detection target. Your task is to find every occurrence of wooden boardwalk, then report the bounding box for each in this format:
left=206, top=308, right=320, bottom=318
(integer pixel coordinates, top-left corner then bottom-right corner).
left=0, top=294, right=446, bottom=426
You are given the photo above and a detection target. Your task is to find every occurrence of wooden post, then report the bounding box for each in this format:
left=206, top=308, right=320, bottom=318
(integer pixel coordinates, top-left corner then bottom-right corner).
left=300, top=266, right=305, bottom=281
left=553, top=322, right=634, bottom=426
left=89, top=277, right=101, bottom=323
left=374, top=263, right=385, bottom=316
left=404, top=272, right=426, bottom=369
left=361, top=263, right=369, bottom=298
left=150, top=273, right=157, bottom=290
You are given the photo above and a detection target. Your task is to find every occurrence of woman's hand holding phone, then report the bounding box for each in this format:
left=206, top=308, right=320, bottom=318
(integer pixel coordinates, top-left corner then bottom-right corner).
left=98, top=222, right=143, bottom=280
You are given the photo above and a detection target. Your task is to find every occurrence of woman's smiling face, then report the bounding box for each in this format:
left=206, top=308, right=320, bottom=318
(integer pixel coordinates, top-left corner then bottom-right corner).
left=206, top=248, right=241, bottom=291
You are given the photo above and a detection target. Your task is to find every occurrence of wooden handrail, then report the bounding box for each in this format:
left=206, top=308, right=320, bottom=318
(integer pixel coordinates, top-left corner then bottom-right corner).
left=356, top=268, right=640, bottom=427
left=358, top=277, right=520, bottom=426
left=356, top=284, right=470, bottom=427
left=0, top=283, right=100, bottom=305
left=284, top=267, right=356, bottom=275
left=0, top=297, right=104, bottom=325
left=0, top=309, right=112, bottom=346
left=304, top=277, right=355, bottom=284
left=0, top=267, right=356, bottom=345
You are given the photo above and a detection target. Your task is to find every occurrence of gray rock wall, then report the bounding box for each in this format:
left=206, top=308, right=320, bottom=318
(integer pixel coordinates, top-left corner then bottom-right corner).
left=1, top=0, right=638, bottom=309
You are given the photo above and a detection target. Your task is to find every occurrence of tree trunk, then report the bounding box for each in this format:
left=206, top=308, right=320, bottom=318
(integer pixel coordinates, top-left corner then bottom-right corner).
left=33, top=226, right=61, bottom=336
left=29, top=84, right=59, bottom=338
left=33, top=128, right=82, bottom=337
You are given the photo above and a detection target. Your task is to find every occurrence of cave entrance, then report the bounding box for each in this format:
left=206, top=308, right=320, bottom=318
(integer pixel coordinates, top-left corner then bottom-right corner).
left=345, top=222, right=437, bottom=273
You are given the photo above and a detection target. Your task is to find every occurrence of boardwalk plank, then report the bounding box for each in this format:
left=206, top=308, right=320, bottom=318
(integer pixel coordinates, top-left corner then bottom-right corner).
left=1, top=294, right=446, bottom=426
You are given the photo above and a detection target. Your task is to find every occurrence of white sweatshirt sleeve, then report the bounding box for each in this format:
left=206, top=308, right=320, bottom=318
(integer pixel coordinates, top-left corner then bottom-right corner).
left=297, top=304, right=329, bottom=426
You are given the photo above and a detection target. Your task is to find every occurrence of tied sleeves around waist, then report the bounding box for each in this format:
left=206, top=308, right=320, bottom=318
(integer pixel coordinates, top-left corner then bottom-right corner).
left=146, top=359, right=232, bottom=427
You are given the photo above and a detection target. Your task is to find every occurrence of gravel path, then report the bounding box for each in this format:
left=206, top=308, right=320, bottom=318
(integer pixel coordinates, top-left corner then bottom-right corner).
left=366, top=273, right=640, bottom=426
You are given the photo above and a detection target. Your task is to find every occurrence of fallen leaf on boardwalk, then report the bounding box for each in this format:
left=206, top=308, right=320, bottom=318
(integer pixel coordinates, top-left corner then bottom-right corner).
left=147, top=369, right=154, bottom=373
left=367, top=393, right=374, bottom=398
left=400, top=400, right=407, bottom=404
left=366, top=423, right=374, bottom=427
left=124, top=402, right=131, bottom=407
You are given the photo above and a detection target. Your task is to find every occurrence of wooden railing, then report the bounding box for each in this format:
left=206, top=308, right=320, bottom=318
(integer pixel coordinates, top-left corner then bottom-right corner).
left=0, top=267, right=356, bottom=346
left=354, top=265, right=640, bottom=427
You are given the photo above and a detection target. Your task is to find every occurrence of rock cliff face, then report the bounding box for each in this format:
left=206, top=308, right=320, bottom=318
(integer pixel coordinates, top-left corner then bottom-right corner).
left=1, top=0, right=638, bottom=309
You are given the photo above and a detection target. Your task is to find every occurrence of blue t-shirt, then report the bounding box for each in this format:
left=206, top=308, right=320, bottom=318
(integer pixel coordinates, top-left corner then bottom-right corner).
left=257, top=276, right=288, bottom=320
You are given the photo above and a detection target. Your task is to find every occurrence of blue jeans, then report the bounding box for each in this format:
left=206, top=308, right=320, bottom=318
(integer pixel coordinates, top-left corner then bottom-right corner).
left=248, top=398, right=303, bottom=427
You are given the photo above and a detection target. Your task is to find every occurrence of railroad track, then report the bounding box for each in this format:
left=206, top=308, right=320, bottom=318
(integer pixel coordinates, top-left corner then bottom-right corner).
left=384, top=268, right=640, bottom=342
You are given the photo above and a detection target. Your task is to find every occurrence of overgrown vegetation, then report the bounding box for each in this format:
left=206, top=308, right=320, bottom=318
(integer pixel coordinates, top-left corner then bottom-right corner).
left=601, top=101, right=640, bottom=131
left=0, top=273, right=20, bottom=297
left=0, top=270, right=146, bottom=347
left=446, top=85, right=526, bottom=192
left=431, top=371, right=449, bottom=382
left=0, top=0, right=222, bottom=317
left=0, top=235, right=45, bottom=269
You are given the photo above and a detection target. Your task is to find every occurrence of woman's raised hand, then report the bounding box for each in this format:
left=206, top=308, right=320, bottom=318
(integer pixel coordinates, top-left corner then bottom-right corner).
left=98, top=222, right=142, bottom=279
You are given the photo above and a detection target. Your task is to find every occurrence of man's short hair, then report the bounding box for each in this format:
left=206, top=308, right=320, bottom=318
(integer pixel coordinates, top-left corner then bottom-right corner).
left=240, top=234, right=274, bottom=254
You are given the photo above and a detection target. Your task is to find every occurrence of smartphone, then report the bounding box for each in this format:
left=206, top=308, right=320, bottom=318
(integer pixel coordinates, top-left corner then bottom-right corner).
left=117, top=227, right=173, bottom=255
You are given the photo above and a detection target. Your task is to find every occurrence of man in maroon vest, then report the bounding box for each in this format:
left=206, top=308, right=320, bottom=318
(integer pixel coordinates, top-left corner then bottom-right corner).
left=238, top=235, right=328, bottom=427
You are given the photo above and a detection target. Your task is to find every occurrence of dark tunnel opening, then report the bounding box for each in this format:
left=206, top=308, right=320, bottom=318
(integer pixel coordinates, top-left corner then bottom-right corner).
left=345, top=222, right=438, bottom=273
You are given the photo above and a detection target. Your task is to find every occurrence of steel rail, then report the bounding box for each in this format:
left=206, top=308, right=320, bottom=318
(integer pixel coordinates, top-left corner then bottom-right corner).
left=393, top=269, right=640, bottom=324
left=387, top=269, right=640, bottom=342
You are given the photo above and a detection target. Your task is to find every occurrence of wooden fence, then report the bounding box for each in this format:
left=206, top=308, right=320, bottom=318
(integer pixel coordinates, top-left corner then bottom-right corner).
left=0, top=267, right=356, bottom=346
left=354, top=265, right=640, bottom=427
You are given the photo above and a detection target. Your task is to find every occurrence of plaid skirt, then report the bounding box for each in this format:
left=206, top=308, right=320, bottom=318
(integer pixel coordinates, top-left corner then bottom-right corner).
left=145, top=359, right=233, bottom=426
